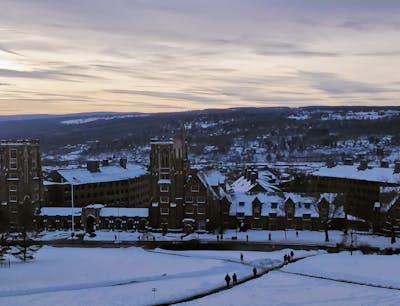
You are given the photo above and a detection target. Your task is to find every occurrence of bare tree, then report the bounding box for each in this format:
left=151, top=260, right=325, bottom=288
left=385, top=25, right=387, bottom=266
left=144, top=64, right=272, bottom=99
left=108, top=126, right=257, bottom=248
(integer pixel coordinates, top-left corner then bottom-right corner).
left=315, top=194, right=345, bottom=242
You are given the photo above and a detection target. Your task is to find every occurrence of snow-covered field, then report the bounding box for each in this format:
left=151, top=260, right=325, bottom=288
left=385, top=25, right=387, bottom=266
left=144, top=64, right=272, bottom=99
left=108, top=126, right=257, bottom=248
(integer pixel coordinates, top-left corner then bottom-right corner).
left=2, top=246, right=399, bottom=306
left=0, top=247, right=297, bottom=306
left=182, top=252, right=400, bottom=306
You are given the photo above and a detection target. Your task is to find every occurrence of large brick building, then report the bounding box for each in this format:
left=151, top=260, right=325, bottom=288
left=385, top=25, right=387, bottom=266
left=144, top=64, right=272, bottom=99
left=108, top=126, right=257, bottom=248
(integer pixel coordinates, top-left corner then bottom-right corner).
left=44, top=158, right=150, bottom=208
left=0, top=139, right=44, bottom=229
left=310, top=162, right=400, bottom=220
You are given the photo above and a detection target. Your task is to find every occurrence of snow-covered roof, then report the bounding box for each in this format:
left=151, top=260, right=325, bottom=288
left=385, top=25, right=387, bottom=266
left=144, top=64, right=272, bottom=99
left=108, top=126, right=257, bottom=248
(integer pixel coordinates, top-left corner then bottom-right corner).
left=40, top=207, right=82, bottom=216
left=231, top=175, right=279, bottom=193
left=197, top=170, right=226, bottom=199
left=56, top=163, right=148, bottom=185
left=100, top=208, right=148, bottom=218
left=312, top=165, right=400, bottom=184
left=229, top=192, right=343, bottom=219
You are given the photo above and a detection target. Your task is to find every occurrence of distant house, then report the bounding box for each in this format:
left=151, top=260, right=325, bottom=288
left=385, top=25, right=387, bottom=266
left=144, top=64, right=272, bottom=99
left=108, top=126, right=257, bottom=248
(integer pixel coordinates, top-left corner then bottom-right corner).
left=44, top=159, right=150, bottom=208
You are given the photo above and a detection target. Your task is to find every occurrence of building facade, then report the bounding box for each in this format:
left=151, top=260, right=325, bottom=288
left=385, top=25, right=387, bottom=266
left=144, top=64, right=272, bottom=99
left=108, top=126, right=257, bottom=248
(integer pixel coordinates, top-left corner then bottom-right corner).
left=0, top=139, right=44, bottom=229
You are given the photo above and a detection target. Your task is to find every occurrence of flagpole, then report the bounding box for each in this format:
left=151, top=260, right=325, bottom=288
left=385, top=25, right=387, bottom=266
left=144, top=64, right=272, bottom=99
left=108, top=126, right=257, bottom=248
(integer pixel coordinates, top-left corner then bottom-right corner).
left=71, top=182, right=75, bottom=234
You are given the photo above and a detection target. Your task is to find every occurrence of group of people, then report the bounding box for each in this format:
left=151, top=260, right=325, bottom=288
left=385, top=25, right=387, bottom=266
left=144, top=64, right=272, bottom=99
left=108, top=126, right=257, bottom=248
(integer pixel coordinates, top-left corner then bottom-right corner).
left=224, top=272, right=238, bottom=287
left=283, top=251, right=295, bottom=264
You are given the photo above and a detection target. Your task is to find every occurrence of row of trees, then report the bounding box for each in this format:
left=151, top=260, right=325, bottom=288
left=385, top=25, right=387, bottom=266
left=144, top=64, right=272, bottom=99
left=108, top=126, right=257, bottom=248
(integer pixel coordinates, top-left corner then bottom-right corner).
left=0, top=199, right=42, bottom=262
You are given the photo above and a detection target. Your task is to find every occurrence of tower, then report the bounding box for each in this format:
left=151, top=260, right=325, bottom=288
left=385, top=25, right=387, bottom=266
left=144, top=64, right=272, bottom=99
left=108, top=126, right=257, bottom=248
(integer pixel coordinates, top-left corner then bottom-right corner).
left=149, top=127, right=189, bottom=229
left=0, top=139, right=44, bottom=230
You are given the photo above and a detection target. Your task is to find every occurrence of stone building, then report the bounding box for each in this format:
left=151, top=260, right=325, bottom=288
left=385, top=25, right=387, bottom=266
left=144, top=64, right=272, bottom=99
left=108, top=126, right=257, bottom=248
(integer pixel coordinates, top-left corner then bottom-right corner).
left=0, top=139, right=44, bottom=229
left=148, top=128, right=189, bottom=229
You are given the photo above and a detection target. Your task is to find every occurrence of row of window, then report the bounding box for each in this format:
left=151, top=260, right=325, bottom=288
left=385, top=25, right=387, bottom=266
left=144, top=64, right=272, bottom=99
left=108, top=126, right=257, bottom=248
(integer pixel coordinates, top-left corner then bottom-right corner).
left=159, top=196, right=206, bottom=204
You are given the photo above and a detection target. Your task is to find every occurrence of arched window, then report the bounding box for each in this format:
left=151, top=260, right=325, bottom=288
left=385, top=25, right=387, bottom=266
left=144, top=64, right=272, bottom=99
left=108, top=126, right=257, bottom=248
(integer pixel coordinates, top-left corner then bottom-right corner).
left=160, top=150, right=170, bottom=168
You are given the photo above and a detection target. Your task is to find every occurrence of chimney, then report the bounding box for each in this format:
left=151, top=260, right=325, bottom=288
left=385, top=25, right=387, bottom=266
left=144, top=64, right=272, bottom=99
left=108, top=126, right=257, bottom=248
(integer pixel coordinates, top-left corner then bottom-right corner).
left=87, top=160, right=100, bottom=172
left=326, top=159, right=336, bottom=168
left=380, top=160, right=389, bottom=168
left=250, top=170, right=258, bottom=183
left=102, top=159, right=109, bottom=167
left=358, top=160, right=368, bottom=171
left=394, top=161, right=400, bottom=174
left=119, top=157, right=127, bottom=169
left=343, top=158, right=354, bottom=166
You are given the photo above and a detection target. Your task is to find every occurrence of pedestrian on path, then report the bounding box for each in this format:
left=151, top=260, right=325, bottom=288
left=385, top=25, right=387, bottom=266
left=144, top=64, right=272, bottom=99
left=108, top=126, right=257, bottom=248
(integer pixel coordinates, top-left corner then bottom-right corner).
left=246, top=235, right=249, bottom=242
left=232, top=273, right=237, bottom=284
left=217, top=234, right=219, bottom=241
left=268, top=233, right=271, bottom=241
left=290, top=251, right=294, bottom=261
left=296, top=231, right=299, bottom=238
left=252, top=267, right=257, bottom=277
left=283, top=254, right=287, bottom=264
left=225, top=273, right=231, bottom=287
left=240, top=253, right=244, bottom=262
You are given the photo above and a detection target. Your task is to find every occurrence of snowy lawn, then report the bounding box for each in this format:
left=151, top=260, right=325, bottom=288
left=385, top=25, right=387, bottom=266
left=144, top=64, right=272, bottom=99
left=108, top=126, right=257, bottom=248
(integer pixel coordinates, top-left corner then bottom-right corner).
left=180, top=270, right=400, bottom=306
left=282, top=251, right=400, bottom=289
left=0, top=246, right=297, bottom=305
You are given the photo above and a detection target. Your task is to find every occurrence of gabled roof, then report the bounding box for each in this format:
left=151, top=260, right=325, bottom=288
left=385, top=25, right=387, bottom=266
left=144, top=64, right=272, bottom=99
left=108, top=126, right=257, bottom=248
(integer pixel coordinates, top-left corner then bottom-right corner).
left=231, top=175, right=279, bottom=193
left=197, top=170, right=226, bottom=199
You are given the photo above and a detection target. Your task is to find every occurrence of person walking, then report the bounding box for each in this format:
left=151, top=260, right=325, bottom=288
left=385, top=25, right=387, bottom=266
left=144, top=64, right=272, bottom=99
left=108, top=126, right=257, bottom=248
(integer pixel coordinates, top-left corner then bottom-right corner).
left=290, top=250, right=294, bottom=261
left=225, top=273, right=231, bottom=287
left=268, top=233, right=271, bottom=241
left=252, top=267, right=257, bottom=277
left=246, top=235, right=249, bottom=242
left=232, top=273, right=237, bottom=284
left=240, top=253, right=244, bottom=262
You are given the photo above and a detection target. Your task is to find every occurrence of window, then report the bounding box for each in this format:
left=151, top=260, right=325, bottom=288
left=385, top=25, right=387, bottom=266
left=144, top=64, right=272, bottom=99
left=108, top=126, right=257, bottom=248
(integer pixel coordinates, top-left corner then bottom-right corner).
left=237, top=212, right=245, bottom=218
left=239, top=201, right=245, bottom=207
left=271, top=202, right=278, bottom=209
left=269, top=213, right=277, bottom=218
left=191, top=185, right=199, bottom=192
left=197, top=196, right=205, bottom=203
left=9, top=185, right=17, bottom=191
left=160, top=185, right=169, bottom=192
left=160, top=196, right=169, bottom=203
left=303, top=213, right=311, bottom=219
left=10, top=149, right=17, bottom=159
left=305, top=203, right=311, bottom=209
left=160, top=150, right=170, bottom=168
left=287, top=212, right=293, bottom=219
left=223, top=206, right=229, bottom=214
left=197, top=205, right=205, bottom=214
left=253, top=206, right=261, bottom=218
left=185, top=205, right=194, bottom=214
left=160, top=208, right=169, bottom=215
left=9, top=193, right=17, bottom=202
left=185, top=196, right=193, bottom=203
left=160, top=173, right=170, bottom=180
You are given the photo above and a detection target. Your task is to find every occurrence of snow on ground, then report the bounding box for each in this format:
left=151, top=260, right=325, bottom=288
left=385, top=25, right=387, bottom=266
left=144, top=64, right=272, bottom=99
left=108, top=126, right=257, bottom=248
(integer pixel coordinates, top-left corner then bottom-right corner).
left=40, top=229, right=400, bottom=249
left=282, top=251, right=400, bottom=289
left=0, top=247, right=288, bottom=306
left=181, top=270, right=400, bottom=306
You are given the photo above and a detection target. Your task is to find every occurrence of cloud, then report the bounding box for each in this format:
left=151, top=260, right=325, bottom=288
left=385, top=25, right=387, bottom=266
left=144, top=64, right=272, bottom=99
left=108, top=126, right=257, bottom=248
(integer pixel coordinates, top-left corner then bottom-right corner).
left=0, top=68, right=104, bottom=81
left=299, top=71, right=393, bottom=95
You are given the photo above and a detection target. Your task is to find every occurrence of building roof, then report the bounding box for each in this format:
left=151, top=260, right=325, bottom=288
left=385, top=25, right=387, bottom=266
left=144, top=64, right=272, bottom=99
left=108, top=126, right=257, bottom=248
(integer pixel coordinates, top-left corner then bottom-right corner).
left=312, top=165, right=400, bottom=184
left=56, top=163, right=147, bottom=185
left=100, top=208, right=148, bottom=218
left=231, top=175, right=279, bottom=193
left=197, top=170, right=226, bottom=199
left=39, top=206, right=148, bottom=218
left=40, top=207, right=82, bottom=216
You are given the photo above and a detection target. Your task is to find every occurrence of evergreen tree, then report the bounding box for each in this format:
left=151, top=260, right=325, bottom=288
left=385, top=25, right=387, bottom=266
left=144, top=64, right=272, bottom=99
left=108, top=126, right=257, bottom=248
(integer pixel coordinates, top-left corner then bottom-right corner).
left=11, top=198, right=42, bottom=262
left=0, top=208, right=11, bottom=261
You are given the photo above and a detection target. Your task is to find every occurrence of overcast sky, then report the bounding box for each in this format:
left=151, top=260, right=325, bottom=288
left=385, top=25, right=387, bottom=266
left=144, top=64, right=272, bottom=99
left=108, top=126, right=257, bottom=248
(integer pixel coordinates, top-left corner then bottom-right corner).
left=1, top=0, right=400, bottom=115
